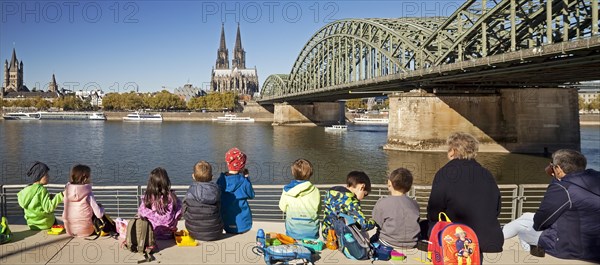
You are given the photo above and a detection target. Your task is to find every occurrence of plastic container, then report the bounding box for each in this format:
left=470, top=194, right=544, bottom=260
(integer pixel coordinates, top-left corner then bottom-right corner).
left=257, top=229, right=266, bottom=248
left=175, top=230, right=198, bottom=247
left=325, top=229, right=338, bottom=250
left=391, top=250, right=406, bottom=260
left=47, top=225, right=64, bottom=235
left=301, top=239, right=324, bottom=252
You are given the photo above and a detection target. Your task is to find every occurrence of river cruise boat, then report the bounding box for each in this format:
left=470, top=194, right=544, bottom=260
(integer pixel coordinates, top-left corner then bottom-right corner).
left=37, top=112, right=106, bottom=120
left=324, top=124, right=348, bottom=131
left=123, top=112, right=163, bottom=122
left=212, top=114, right=255, bottom=122
left=353, top=116, right=389, bottom=125
left=2, top=112, right=41, bottom=120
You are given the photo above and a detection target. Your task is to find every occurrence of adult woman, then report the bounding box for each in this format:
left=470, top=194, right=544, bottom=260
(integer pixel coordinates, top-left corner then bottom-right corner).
left=426, top=132, right=504, bottom=253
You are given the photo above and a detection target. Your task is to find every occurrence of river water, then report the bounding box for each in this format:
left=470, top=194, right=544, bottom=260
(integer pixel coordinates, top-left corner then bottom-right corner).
left=0, top=120, right=598, bottom=186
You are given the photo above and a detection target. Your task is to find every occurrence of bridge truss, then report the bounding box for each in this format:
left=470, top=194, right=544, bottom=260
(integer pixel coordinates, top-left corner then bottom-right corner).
left=260, top=0, right=600, bottom=103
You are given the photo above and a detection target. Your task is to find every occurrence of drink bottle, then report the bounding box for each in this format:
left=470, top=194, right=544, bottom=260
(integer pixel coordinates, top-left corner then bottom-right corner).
left=256, top=229, right=266, bottom=248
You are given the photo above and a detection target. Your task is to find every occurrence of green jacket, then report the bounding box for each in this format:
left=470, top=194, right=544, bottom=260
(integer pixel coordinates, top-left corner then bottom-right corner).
left=17, top=184, right=64, bottom=230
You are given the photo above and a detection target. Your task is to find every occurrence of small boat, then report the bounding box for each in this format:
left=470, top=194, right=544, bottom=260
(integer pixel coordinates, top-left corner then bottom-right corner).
left=324, top=124, right=348, bottom=131
left=2, top=112, right=41, bottom=120
left=123, top=112, right=163, bottom=122
left=37, top=112, right=106, bottom=121
left=353, top=116, right=389, bottom=124
left=212, top=114, right=255, bottom=122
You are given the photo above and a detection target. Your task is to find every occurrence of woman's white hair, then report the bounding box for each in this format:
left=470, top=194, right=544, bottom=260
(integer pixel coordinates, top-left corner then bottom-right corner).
left=447, top=132, right=479, bottom=160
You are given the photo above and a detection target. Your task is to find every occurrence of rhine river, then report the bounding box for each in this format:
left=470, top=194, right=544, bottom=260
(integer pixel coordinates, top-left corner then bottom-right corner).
left=0, top=121, right=598, bottom=186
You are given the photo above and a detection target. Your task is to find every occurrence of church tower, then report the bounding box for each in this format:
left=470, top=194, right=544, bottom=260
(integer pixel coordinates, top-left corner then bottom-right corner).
left=215, top=23, right=229, bottom=69
left=232, top=23, right=246, bottom=69
left=48, top=74, right=58, bottom=93
left=4, top=48, right=24, bottom=92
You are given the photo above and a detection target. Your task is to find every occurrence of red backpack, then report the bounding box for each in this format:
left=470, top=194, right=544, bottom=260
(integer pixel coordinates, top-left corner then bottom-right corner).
left=428, top=213, right=481, bottom=265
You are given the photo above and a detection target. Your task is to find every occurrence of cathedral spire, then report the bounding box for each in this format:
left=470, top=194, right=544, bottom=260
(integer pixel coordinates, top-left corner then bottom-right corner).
left=234, top=23, right=243, bottom=52
left=10, top=48, right=17, bottom=67
left=219, top=23, right=227, bottom=52
left=215, top=23, right=229, bottom=69
left=232, top=23, right=246, bottom=69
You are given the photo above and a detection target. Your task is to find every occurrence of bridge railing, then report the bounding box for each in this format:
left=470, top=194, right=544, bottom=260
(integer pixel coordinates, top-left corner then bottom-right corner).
left=0, top=183, right=545, bottom=225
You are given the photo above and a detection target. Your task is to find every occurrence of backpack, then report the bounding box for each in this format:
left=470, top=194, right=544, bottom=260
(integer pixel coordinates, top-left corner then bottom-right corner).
left=253, top=244, right=314, bottom=265
left=0, top=216, right=12, bottom=245
left=329, top=212, right=374, bottom=260
left=88, top=214, right=118, bottom=240
left=124, top=218, right=156, bottom=263
left=428, top=212, right=481, bottom=265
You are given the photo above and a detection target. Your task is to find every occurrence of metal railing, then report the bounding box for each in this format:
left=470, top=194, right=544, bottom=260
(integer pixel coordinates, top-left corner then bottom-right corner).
left=0, top=183, right=546, bottom=225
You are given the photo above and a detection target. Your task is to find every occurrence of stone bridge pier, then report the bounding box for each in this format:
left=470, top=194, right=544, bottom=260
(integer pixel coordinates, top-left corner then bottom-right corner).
left=272, top=102, right=345, bottom=126
left=384, top=88, right=580, bottom=154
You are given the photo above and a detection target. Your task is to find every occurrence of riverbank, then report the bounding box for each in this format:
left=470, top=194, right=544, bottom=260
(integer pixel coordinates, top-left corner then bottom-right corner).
left=104, top=111, right=274, bottom=122
left=580, top=114, right=600, bottom=125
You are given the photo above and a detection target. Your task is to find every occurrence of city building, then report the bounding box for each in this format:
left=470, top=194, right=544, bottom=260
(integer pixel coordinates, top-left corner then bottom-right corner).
left=578, top=81, right=599, bottom=105
left=1, top=49, right=62, bottom=102
left=75, top=89, right=105, bottom=107
left=210, top=23, right=259, bottom=97
left=174, top=83, right=206, bottom=102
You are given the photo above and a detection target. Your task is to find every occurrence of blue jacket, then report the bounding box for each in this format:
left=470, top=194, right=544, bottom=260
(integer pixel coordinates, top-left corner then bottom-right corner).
left=217, top=172, right=255, bottom=234
left=534, top=169, right=600, bottom=262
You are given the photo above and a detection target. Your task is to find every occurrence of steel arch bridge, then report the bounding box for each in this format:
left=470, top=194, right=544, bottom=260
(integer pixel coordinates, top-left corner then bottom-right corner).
left=259, top=0, right=600, bottom=103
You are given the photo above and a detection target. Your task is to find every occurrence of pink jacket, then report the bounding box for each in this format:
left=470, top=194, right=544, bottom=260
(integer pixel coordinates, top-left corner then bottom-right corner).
left=62, top=183, right=104, bottom=237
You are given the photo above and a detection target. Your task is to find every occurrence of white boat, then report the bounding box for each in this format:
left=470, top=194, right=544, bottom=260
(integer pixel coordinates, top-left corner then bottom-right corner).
left=212, top=114, right=255, bottom=122
left=123, top=112, right=163, bottom=122
left=353, top=116, right=389, bottom=124
left=37, top=112, right=106, bottom=121
left=2, top=112, right=41, bottom=120
left=324, top=124, right=348, bottom=131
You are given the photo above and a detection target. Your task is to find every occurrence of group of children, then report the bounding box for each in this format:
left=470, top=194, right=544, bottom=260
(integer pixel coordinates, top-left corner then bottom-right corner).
left=17, top=147, right=422, bottom=250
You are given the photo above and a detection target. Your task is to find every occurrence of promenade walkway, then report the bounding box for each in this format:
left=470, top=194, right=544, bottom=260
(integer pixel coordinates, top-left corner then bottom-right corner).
left=0, top=217, right=594, bottom=265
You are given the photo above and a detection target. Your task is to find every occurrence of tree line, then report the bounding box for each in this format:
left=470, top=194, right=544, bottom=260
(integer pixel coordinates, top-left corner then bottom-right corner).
left=579, top=95, right=600, bottom=112
left=0, top=91, right=237, bottom=111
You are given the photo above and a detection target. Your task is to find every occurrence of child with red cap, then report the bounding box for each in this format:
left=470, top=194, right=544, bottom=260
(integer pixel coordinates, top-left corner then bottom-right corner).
left=216, top=147, right=255, bottom=234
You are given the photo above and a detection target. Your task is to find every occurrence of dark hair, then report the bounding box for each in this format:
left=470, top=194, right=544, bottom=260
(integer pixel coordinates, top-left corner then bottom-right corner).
left=143, top=167, right=176, bottom=215
left=346, top=171, right=371, bottom=192
left=70, top=164, right=91, bottom=184
left=389, top=168, right=413, bottom=193
left=291, top=159, right=313, bottom=181
left=552, top=149, right=586, bottom=174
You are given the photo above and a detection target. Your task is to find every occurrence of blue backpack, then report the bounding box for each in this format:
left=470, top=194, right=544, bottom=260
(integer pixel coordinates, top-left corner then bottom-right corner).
left=330, top=213, right=374, bottom=260
left=253, top=243, right=313, bottom=265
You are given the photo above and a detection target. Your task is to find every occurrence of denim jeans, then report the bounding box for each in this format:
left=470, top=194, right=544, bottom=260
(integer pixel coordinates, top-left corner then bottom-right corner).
left=502, top=212, right=542, bottom=251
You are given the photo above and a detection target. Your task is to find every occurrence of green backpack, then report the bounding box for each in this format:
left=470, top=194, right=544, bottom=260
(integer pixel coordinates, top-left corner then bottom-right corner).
left=124, top=218, right=156, bottom=263
left=0, top=216, right=12, bottom=245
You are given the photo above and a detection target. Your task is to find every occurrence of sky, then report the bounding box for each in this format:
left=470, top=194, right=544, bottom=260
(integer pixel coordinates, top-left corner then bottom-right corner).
left=1, top=0, right=463, bottom=93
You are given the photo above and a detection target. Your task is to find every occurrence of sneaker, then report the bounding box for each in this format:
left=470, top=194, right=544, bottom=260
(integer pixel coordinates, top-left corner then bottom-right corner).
left=530, top=245, right=545, bottom=257
left=416, top=240, right=429, bottom=251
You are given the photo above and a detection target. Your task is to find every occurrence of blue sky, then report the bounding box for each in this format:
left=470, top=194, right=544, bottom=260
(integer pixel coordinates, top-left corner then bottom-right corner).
left=1, top=1, right=462, bottom=93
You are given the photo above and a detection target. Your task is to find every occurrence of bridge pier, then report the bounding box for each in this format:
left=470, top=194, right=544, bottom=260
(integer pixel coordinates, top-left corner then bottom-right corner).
left=384, top=88, right=580, bottom=153
left=272, top=102, right=344, bottom=126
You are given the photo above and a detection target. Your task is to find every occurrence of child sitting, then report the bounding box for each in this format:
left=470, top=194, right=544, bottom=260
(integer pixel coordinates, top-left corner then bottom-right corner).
left=371, top=168, right=420, bottom=248
left=17, top=161, right=64, bottom=230
left=217, top=147, right=255, bottom=234
left=63, top=164, right=104, bottom=237
left=322, top=171, right=375, bottom=239
left=184, top=161, right=223, bottom=241
left=279, top=159, right=321, bottom=240
left=138, top=167, right=182, bottom=240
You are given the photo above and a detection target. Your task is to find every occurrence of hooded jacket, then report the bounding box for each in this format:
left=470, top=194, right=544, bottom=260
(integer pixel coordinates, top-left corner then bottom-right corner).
left=217, top=172, right=255, bottom=234
left=279, top=180, right=321, bottom=239
left=17, top=184, right=64, bottom=230
left=534, top=169, right=600, bottom=262
left=62, top=183, right=104, bottom=237
left=184, top=181, right=223, bottom=241
left=138, top=191, right=182, bottom=240
left=321, top=186, right=375, bottom=239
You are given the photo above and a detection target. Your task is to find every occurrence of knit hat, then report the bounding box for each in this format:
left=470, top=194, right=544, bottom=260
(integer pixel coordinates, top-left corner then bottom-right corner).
left=27, top=161, right=50, bottom=183
left=225, top=148, right=246, bottom=171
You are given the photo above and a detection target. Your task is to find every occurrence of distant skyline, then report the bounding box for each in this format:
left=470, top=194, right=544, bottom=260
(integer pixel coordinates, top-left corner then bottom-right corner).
left=1, top=1, right=463, bottom=93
